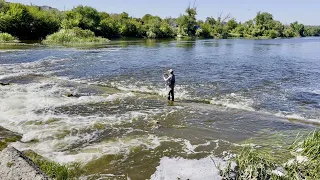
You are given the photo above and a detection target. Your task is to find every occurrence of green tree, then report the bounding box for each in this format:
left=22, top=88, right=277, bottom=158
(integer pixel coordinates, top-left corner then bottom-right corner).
left=253, top=12, right=274, bottom=37
left=99, top=17, right=119, bottom=37
left=290, top=21, right=305, bottom=37
left=120, top=12, right=129, bottom=20
left=159, top=21, right=174, bottom=37
left=177, top=6, right=197, bottom=37
left=119, top=19, right=138, bottom=37
left=71, top=6, right=101, bottom=33
left=254, top=12, right=273, bottom=27
left=272, top=21, right=284, bottom=37
left=0, top=0, right=9, bottom=12
left=304, top=26, right=320, bottom=36
left=99, top=12, right=110, bottom=20
left=27, top=6, right=60, bottom=39
left=212, top=15, right=231, bottom=38
left=3, top=3, right=34, bottom=39
left=226, top=19, right=238, bottom=32
left=231, top=24, right=245, bottom=37
left=142, top=14, right=153, bottom=24
left=284, top=27, right=295, bottom=37
left=205, top=17, right=216, bottom=27
left=196, top=23, right=213, bottom=38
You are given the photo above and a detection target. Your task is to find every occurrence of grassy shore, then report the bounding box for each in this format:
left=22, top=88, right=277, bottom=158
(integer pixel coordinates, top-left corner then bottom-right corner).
left=219, top=130, right=320, bottom=179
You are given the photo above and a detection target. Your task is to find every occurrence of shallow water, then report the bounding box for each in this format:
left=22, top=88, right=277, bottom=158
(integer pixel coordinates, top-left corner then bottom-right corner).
left=0, top=38, right=319, bottom=179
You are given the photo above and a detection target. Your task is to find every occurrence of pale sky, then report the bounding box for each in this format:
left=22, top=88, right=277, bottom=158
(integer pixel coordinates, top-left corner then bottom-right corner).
left=8, top=0, right=320, bottom=25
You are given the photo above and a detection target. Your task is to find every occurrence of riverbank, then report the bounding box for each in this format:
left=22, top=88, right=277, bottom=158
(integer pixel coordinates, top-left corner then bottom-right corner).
left=0, top=146, right=49, bottom=180
left=0, top=126, right=83, bottom=179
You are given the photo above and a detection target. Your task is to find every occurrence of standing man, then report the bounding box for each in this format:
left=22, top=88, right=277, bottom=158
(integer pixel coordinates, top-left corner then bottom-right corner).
left=163, top=69, right=175, bottom=101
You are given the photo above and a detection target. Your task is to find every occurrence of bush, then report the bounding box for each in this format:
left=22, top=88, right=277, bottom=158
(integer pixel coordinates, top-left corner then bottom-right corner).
left=43, top=27, right=109, bottom=44
left=0, top=32, right=17, bottom=42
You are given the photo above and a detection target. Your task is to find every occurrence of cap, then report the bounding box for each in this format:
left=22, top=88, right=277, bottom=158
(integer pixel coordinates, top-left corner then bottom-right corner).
left=168, top=69, right=173, bottom=74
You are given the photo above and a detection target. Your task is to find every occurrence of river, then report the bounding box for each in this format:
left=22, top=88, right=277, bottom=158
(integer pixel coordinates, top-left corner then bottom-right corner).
left=0, top=38, right=319, bottom=179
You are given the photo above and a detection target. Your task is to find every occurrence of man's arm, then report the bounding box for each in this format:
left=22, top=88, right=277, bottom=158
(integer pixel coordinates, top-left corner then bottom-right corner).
left=163, top=74, right=172, bottom=82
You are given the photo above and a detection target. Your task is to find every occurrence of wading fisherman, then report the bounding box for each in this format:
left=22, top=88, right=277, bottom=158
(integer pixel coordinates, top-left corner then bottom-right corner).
left=163, top=69, right=175, bottom=101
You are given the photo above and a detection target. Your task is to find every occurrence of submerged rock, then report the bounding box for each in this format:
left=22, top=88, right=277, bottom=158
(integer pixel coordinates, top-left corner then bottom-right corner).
left=66, top=93, right=81, bottom=97
left=0, top=126, right=22, bottom=151
left=0, top=82, right=10, bottom=86
left=0, top=146, right=50, bottom=180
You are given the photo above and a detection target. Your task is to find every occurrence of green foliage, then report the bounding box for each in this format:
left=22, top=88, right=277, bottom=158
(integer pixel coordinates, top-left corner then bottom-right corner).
left=0, top=0, right=9, bottom=12
left=159, top=21, right=175, bottom=38
left=141, top=15, right=174, bottom=38
left=119, top=19, right=139, bottom=37
left=284, top=27, right=296, bottom=37
left=61, top=11, right=81, bottom=29
left=25, top=151, right=67, bottom=180
left=304, top=26, right=320, bottom=36
left=177, top=6, right=197, bottom=37
left=231, top=25, right=245, bottom=37
left=300, top=131, right=320, bottom=160
left=226, top=19, right=238, bottom=32
left=2, top=3, right=34, bottom=39
left=282, top=130, right=320, bottom=179
left=71, top=6, right=100, bottom=33
left=24, top=150, right=85, bottom=179
left=268, top=29, right=280, bottom=39
left=196, top=23, right=213, bottom=38
left=43, top=27, right=109, bottom=44
left=0, top=1, right=317, bottom=40
left=99, top=17, right=119, bottom=38
left=205, top=17, right=216, bottom=26
left=0, top=141, right=8, bottom=151
left=0, top=32, right=17, bottom=42
left=26, top=6, right=60, bottom=39
left=284, top=159, right=320, bottom=179
left=220, top=130, right=320, bottom=180
left=290, top=21, right=305, bottom=37
left=283, top=21, right=305, bottom=38
left=220, top=146, right=278, bottom=179
left=0, top=1, right=60, bottom=40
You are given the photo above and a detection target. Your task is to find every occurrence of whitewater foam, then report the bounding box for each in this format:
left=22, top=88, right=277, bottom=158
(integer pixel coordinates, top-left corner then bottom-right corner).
left=13, top=134, right=167, bottom=164
left=0, top=56, right=72, bottom=80
left=210, top=93, right=255, bottom=111
left=150, top=156, right=226, bottom=180
left=110, top=81, right=191, bottom=100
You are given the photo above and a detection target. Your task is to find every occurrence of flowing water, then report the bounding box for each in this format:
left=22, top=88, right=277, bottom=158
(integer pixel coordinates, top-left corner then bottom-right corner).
left=0, top=38, right=320, bottom=179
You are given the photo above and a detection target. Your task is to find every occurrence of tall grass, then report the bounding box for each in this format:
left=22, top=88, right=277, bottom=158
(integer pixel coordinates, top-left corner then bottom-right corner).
left=24, top=150, right=85, bottom=180
left=219, top=146, right=279, bottom=179
left=285, top=130, right=320, bottom=179
left=0, top=32, right=18, bottom=42
left=43, top=27, right=109, bottom=44
left=220, top=130, right=320, bottom=180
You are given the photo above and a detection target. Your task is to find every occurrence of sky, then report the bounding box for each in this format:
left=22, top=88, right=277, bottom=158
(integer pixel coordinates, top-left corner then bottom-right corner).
left=7, top=0, right=320, bottom=25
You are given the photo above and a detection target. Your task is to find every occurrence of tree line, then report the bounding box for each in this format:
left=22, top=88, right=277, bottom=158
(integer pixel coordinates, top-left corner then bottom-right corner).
left=0, top=0, right=319, bottom=40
